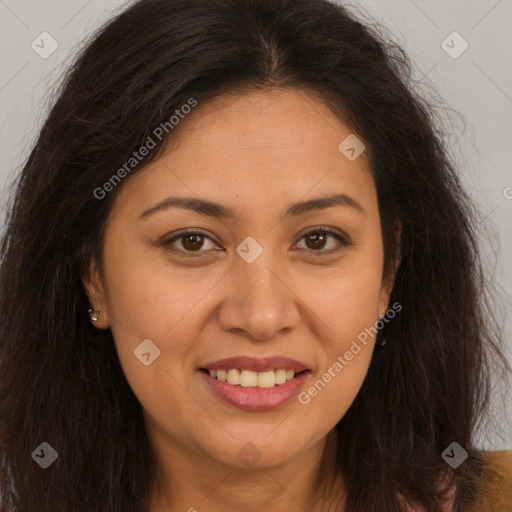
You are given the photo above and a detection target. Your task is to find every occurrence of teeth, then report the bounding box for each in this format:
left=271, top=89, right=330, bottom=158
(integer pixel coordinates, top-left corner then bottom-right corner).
left=207, top=368, right=301, bottom=388
left=240, top=370, right=258, bottom=387
left=227, top=368, right=241, bottom=385
left=257, top=370, right=275, bottom=388
left=275, top=369, right=287, bottom=385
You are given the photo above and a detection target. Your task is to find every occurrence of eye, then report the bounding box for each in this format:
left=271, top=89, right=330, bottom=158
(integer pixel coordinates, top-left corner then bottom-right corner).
left=161, top=226, right=351, bottom=257
left=294, top=226, right=351, bottom=255
left=162, top=229, right=218, bottom=256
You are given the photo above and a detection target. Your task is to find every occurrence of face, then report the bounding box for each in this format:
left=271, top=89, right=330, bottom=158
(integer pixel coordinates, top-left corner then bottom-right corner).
left=83, top=87, right=398, bottom=472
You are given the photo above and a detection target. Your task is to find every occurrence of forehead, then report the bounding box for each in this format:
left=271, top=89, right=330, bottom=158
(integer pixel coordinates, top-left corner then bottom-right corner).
left=166, top=87, right=360, bottom=162
left=112, top=87, right=376, bottom=219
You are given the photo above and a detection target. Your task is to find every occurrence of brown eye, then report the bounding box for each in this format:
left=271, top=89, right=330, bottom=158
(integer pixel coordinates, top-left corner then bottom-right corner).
left=304, top=231, right=328, bottom=250
left=163, top=230, right=217, bottom=255
left=295, top=227, right=350, bottom=254
left=162, top=226, right=350, bottom=258
left=181, top=233, right=205, bottom=251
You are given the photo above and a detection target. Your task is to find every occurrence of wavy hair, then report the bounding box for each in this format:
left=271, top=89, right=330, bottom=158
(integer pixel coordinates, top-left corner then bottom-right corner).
left=0, top=0, right=510, bottom=510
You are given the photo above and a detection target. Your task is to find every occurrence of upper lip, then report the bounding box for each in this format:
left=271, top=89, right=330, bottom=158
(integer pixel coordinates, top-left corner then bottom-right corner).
left=200, top=356, right=310, bottom=373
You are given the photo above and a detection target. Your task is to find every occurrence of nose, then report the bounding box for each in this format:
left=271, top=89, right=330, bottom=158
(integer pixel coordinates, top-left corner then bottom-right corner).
left=217, top=255, right=301, bottom=341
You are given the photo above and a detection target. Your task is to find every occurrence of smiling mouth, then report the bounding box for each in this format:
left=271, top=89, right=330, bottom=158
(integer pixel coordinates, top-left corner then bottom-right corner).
left=199, top=368, right=310, bottom=389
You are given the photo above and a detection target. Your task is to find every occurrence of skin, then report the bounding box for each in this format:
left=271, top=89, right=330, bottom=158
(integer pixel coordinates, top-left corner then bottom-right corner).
left=83, top=87, right=400, bottom=512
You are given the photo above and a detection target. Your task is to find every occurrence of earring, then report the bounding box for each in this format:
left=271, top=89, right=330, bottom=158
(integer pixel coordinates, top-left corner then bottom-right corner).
left=375, top=333, right=387, bottom=346
left=88, top=308, right=100, bottom=323
left=375, top=314, right=388, bottom=347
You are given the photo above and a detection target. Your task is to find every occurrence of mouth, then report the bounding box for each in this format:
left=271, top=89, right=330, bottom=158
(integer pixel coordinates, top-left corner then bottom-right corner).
left=198, top=357, right=312, bottom=411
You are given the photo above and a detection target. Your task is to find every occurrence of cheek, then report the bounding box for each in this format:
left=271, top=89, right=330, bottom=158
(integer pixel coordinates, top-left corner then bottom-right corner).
left=294, top=247, right=382, bottom=413
left=99, top=244, right=214, bottom=433
left=101, top=233, right=215, bottom=338
left=99, top=238, right=216, bottom=394
left=296, top=279, right=378, bottom=422
left=299, top=346, right=372, bottom=415
left=300, top=245, right=385, bottom=340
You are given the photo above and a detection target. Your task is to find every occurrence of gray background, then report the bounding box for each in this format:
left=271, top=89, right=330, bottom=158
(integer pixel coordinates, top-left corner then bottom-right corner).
left=1, top=0, right=511, bottom=449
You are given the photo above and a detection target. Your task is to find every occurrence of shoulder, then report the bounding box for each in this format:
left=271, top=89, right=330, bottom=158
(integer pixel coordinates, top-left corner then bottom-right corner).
left=398, top=450, right=512, bottom=512
left=473, top=449, right=512, bottom=512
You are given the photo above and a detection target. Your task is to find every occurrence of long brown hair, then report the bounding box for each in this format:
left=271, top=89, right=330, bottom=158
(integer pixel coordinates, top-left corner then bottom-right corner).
left=0, top=0, right=510, bottom=510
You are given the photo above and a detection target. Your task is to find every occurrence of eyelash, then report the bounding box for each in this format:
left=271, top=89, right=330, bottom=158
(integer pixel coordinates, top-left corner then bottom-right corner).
left=161, top=226, right=352, bottom=257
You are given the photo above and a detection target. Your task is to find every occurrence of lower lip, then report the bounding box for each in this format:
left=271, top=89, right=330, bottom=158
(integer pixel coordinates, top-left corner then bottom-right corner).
left=199, top=370, right=311, bottom=411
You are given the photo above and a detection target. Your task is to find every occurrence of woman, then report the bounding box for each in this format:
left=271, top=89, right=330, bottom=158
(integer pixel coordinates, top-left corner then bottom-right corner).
left=0, top=0, right=510, bottom=510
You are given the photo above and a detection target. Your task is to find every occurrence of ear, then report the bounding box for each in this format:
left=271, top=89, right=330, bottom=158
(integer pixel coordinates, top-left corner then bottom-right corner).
left=378, top=219, right=402, bottom=318
left=81, top=258, right=111, bottom=329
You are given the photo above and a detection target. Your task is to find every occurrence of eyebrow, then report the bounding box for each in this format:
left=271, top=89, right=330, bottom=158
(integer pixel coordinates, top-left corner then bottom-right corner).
left=138, top=192, right=365, bottom=220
